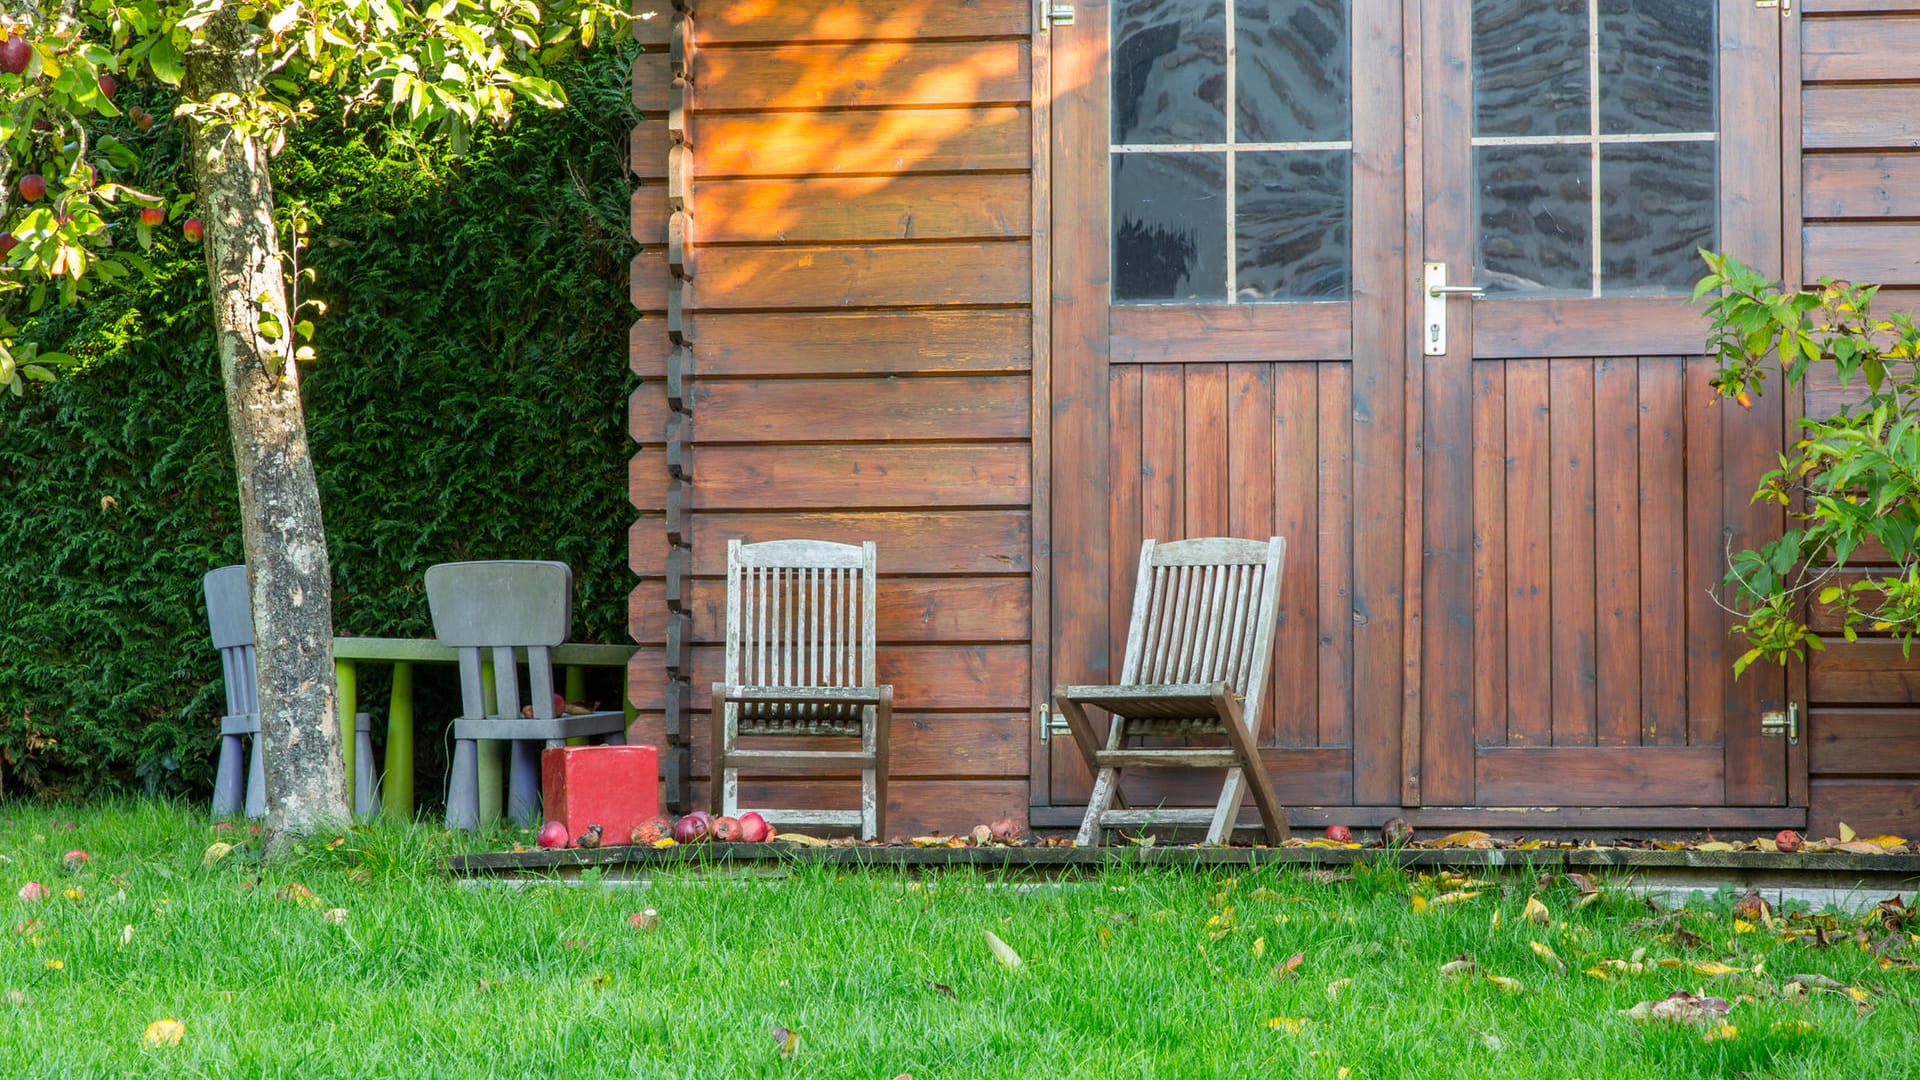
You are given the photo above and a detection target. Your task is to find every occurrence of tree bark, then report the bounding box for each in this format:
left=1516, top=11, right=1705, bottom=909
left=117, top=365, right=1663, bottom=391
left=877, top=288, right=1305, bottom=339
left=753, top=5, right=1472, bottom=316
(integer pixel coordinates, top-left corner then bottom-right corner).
left=185, top=12, right=348, bottom=853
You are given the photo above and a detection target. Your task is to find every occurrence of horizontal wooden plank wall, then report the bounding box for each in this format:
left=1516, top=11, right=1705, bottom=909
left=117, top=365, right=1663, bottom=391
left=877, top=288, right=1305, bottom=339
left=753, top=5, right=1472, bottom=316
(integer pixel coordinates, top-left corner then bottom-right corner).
left=1800, top=0, right=1920, bottom=836
left=629, top=0, right=1036, bottom=836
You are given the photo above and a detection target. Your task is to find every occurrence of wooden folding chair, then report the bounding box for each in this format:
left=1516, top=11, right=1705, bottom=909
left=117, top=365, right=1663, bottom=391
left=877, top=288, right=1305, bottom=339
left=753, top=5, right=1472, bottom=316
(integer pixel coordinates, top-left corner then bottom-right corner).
left=1055, top=536, right=1292, bottom=847
left=711, top=539, right=892, bottom=841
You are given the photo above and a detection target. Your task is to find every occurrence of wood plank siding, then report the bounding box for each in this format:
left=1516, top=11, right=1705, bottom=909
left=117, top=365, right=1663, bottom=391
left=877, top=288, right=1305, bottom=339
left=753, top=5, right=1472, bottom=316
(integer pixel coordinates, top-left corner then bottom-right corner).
left=630, top=0, right=1036, bottom=834
left=1800, top=0, right=1920, bottom=836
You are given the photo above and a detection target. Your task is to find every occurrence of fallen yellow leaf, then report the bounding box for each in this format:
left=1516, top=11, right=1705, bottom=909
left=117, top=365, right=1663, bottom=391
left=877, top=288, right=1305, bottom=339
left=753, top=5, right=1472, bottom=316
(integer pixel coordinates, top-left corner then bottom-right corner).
left=1839, top=822, right=1857, bottom=844
left=1523, top=897, right=1550, bottom=926
left=1410, top=894, right=1429, bottom=913
left=1251, top=936, right=1266, bottom=959
left=1485, top=974, right=1525, bottom=993
left=983, top=929, right=1023, bottom=970
left=143, top=1019, right=185, bottom=1047
left=1265, top=1017, right=1311, bottom=1034
left=1431, top=889, right=1481, bottom=906
left=1325, top=978, right=1352, bottom=1000
left=202, top=842, right=233, bottom=865
left=1702, top=1024, right=1738, bottom=1043
left=1530, top=941, right=1567, bottom=975
left=1690, top=961, right=1740, bottom=977
left=1734, top=919, right=1756, bottom=934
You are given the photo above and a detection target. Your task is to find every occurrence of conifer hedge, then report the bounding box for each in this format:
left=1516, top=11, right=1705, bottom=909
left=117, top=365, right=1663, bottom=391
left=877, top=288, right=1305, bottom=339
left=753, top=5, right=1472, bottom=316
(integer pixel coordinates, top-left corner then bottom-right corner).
left=0, top=46, right=636, bottom=802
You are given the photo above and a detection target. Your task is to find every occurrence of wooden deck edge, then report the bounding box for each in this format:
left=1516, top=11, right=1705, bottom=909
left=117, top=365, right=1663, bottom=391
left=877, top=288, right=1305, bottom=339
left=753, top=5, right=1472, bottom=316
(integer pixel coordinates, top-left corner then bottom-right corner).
left=445, top=842, right=1920, bottom=880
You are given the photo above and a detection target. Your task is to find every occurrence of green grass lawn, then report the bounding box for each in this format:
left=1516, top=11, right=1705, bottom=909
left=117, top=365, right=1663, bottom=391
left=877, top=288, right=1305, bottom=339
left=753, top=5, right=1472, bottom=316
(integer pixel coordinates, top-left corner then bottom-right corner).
left=2, top=801, right=1916, bottom=1079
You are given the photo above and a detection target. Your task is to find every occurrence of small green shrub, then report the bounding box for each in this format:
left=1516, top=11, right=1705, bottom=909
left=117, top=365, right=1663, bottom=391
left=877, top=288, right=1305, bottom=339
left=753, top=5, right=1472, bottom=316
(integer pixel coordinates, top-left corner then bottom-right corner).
left=1700, top=251, right=1920, bottom=672
left=0, top=45, right=637, bottom=800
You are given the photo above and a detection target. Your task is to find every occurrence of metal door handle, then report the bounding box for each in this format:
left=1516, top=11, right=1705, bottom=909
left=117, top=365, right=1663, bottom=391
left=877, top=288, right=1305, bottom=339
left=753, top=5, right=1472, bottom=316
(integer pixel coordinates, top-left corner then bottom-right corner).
left=1423, top=262, right=1483, bottom=355
left=1040, top=2, right=1074, bottom=30
left=1428, top=284, right=1486, bottom=298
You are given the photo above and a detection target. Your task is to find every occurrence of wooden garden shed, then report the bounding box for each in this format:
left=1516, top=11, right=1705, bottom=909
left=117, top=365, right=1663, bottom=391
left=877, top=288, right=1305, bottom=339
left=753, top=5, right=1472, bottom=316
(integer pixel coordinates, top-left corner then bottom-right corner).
left=626, top=0, right=1920, bottom=839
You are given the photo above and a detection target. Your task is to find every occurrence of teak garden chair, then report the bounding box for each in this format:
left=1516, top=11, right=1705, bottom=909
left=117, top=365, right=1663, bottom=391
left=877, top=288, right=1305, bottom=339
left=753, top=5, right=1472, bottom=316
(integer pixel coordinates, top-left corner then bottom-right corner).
left=1055, top=536, right=1292, bottom=847
left=206, top=564, right=377, bottom=819
left=429, top=560, right=628, bottom=830
left=711, top=539, right=892, bottom=841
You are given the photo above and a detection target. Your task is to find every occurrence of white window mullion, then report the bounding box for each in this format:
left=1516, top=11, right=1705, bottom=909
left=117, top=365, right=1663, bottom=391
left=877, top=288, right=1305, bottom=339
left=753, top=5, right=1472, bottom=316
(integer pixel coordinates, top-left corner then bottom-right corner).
left=1588, top=0, right=1602, bottom=297
left=1224, top=0, right=1238, bottom=303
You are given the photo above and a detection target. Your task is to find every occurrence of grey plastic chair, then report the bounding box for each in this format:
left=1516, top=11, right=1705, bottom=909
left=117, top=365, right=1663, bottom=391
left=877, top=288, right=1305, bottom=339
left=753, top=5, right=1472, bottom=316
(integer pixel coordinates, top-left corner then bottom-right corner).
left=205, top=564, right=376, bottom=819
left=428, top=560, right=629, bottom=830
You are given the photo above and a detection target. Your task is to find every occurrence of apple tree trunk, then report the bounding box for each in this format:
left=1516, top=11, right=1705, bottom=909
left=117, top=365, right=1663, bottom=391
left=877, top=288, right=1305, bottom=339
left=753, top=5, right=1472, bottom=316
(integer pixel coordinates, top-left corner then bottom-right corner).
left=184, top=12, right=349, bottom=852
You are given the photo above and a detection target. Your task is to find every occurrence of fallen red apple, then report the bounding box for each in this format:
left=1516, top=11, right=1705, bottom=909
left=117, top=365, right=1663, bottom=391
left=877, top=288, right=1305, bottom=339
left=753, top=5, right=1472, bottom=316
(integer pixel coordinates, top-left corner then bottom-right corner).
left=96, top=72, right=115, bottom=98
left=628, top=908, right=659, bottom=931
left=1775, top=829, right=1802, bottom=854
left=630, top=815, right=672, bottom=845
left=989, top=816, right=1023, bottom=843
left=61, top=850, right=88, bottom=871
left=18, top=173, right=44, bottom=202
left=0, top=34, right=28, bottom=76
left=711, top=815, right=743, bottom=842
left=1380, top=816, right=1415, bottom=846
left=1324, top=825, right=1353, bottom=843
left=738, top=811, right=770, bottom=843
left=672, top=813, right=709, bottom=844
left=182, top=217, right=203, bottom=242
left=139, top=207, right=164, bottom=227
left=16, top=882, right=48, bottom=903
left=536, top=820, right=568, bottom=849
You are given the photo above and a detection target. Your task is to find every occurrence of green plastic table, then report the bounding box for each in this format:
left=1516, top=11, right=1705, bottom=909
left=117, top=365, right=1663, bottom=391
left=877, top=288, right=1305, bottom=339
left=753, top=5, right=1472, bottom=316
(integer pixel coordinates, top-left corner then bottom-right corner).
left=332, top=637, right=636, bottom=822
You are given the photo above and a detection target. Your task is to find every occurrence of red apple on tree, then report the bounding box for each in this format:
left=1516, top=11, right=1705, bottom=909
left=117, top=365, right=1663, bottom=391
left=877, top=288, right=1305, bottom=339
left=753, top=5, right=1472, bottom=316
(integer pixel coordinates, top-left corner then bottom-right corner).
left=18, top=173, right=45, bottom=202
left=139, top=207, right=165, bottom=227
left=0, top=34, right=28, bottom=76
left=0, top=235, right=17, bottom=260
left=95, top=72, right=115, bottom=98
left=182, top=217, right=203, bottom=242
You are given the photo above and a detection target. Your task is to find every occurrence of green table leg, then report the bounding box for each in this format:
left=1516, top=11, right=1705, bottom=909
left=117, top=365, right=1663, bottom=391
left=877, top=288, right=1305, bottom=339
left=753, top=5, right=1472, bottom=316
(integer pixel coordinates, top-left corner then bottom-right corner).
left=336, top=658, right=357, bottom=816
left=565, top=666, right=588, bottom=747
left=478, top=656, right=503, bottom=826
left=383, top=661, right=415, bottom=819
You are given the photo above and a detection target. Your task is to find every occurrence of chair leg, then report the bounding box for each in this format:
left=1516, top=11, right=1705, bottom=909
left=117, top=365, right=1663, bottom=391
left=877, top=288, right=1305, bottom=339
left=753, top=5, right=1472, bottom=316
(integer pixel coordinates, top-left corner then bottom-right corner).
left=865, top=689, right=892, bottom=842
left=507, top=739, right=542, bottom=826
left=353, top=713, right=379, bottom=820
left=1214, top=691, right=1292, bottom=845
left=212, top=734, right=245, bottom=818
left=710, top=686, right=729, bottom=818
left=244, top=734, right=266, bottom=819
left=446, top=738, right=480, bottom=831
left=1076, top=766, right=1122, bottom=848
left=603, top=726, right=626, bottom=746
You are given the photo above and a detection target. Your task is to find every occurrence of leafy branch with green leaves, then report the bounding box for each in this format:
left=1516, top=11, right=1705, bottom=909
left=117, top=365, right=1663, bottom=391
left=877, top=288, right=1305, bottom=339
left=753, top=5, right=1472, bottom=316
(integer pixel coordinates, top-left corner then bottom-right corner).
left=1698, top=250, right=1920, bottom=675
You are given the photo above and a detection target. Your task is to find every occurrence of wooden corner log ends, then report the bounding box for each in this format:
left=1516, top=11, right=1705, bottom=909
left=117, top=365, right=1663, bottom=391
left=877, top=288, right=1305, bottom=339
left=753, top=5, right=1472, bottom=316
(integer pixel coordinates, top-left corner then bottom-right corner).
left=635, top=0, right=696, bottom=810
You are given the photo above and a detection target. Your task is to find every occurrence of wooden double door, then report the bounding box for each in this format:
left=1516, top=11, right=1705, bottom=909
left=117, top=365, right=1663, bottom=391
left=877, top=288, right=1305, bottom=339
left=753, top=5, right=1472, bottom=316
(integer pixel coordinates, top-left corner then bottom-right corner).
left=1043, top=0, right=1805, bottom=823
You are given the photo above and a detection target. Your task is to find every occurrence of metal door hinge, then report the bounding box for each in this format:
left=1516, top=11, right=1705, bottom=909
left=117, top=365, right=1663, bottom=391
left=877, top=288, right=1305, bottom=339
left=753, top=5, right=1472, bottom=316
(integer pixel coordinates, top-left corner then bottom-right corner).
left=1040, top=2, right=1074, bottom=31
left=1761, top=704, right=1799, bottom=745
left=1038, top=706, right=1071, bottom=742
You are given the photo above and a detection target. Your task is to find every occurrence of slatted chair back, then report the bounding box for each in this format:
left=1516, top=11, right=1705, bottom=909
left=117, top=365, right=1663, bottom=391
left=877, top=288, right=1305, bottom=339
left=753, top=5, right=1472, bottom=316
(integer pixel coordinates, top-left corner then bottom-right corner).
left=1116, top=537, right=1287, bottom=737
left=425, top=560, right=575, bottom=724
left=204, top=564, right=256, bottom=721
left=724, top=539, right=876, bottom=737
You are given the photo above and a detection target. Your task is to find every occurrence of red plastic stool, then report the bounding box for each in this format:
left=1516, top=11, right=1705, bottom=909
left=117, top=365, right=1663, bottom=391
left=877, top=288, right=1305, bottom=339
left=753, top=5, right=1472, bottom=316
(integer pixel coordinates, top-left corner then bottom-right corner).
left=540, top=744, right=660, bottom=845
